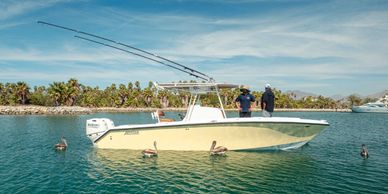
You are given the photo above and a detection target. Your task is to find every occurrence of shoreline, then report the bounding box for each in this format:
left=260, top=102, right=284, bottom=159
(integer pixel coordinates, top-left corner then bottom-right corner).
left=0, top=105, right=351, bottom=115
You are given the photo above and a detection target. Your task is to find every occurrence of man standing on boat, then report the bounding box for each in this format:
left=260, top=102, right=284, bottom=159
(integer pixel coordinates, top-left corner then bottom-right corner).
left=235, top=85, right=256, bottom=117
left=261, top=84, right=275, bottom=117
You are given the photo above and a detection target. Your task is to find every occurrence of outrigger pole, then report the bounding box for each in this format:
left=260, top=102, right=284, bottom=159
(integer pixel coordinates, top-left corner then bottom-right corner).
left=37, top=21, right=213, bottom=82
left=75, top=35, right=208, bottom=81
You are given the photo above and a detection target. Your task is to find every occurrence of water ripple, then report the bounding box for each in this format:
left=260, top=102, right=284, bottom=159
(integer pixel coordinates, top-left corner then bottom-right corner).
left=1, top=113, right=388, bottom=193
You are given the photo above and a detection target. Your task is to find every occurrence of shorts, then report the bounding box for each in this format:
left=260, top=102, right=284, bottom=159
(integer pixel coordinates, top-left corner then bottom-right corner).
left=239, top=112, right=252, bottom=118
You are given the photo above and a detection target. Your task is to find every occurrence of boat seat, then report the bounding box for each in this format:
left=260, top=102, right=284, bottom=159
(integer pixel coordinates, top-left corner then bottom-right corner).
left=152, top=110, right=175, bottom=122
left=159, top=118, right=175, bottom=122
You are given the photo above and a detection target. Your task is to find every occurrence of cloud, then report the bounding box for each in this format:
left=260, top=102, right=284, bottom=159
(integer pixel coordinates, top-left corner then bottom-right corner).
left=149, top=3, right=388, bottom=92
left=0, top=60, right=184, bottom=87
left=0, top=0, right=71, bottom=20
left=0, top=21, right=26, bottom=30
left=1, top=1, right=388, bottom=95
left=0, top=44, right=169, bottom=67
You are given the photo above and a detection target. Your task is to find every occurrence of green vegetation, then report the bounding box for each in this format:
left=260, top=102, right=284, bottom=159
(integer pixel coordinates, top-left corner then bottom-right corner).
left=0, top=79, right=372, bottom=109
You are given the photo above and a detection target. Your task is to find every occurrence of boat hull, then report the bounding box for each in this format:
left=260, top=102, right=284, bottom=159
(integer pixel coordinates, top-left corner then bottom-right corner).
left=93, top=121, right=328, bottom=151
left=352, top=106, right=388, bottom=113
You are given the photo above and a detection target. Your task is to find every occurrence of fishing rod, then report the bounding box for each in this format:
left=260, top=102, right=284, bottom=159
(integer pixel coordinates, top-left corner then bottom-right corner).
left=75, top=35, right=209, bottom=81
left=37, top=21, right=213, bottom=82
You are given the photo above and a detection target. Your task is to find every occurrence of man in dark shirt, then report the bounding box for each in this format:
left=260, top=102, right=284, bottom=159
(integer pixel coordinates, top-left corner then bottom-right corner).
left=235, top=85, right=255, bottom=117
left=261, top=84, right=275, bottom=117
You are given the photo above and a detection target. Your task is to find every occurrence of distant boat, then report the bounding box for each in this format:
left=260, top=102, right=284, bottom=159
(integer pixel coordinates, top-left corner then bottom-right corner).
left=352, top=102, right=388, bottom=113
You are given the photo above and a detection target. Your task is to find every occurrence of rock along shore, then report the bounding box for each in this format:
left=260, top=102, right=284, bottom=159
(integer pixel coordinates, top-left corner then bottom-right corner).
left=0, top=105, right=92, bottom=115
left=0, top=105, right=351, bottom=115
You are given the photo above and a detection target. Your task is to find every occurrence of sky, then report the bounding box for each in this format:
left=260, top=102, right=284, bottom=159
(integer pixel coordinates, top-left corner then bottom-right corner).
left=1, top=0, right=388, bottom=96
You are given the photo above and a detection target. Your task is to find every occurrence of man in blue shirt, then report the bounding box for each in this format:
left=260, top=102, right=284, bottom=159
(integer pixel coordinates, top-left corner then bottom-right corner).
left=235, top=85, right=256, bottom=117
left=261, top=83, right=275, bottom=117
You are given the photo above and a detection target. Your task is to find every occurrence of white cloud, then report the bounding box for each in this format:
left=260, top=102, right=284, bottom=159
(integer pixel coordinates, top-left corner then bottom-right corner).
left=0, top=45, right=165, bottom=67
left=0, top=61, right=184, bottom=87
left=0, top=0, right=71, bottom=20
left=147, top=5, right=388, bottom=94
left=1, top=1, right=388, bottom=95
left=0, top=21, right=25, bottom=29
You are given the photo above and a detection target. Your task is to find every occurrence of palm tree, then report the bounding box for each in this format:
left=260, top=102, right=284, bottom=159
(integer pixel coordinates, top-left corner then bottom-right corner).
left=0, top=83, right=6, bottom=105
left=158, top=90, right=169, bottom=108
left=48, top=82, right=65, bottom=106
left=147, top=81, right=154, bottom=89
left=67, top=78, right=80, bottom=106
left=362, top=97, right=377, bottom=104
left=16, top=81, right=30, bottom=105
left=79, top=86, right=101, bottom=107
left=142, top=88, right=154, bottom=107
left=220, top=88, right=235, bottom=108
left=347, top=94, right=362, bottom=107
left=118, top=84, right=128, bottom=106
left=127, top=89, right=141, bottom=107
left=124, top=82, right=135, bottom=107
left=127, top=82, right=134, bottom=92
left=1, top=80, right=349, bottom=109
left=135, top=81, right=141, bottom=91
left=104, top=84, right=121, bottom=107
left=180, top=92, right=190, bottom=108
left=30, top=86, right=48, bottom=106
left=5, top=83, right=18, bottom=105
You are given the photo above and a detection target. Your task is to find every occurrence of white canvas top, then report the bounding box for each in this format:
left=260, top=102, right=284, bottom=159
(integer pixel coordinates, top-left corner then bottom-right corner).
left=154, top=82, right=239, bottom=94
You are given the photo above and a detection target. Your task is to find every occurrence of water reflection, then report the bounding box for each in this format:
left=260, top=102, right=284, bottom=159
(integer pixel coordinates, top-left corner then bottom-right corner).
left=87, top=149, right=316, bottom=193
left=2, top=112, right=386, bottom=193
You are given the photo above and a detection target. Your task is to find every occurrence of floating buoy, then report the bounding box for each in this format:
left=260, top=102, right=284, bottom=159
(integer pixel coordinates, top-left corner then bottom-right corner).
left=210, top=140, right=228, bottom=156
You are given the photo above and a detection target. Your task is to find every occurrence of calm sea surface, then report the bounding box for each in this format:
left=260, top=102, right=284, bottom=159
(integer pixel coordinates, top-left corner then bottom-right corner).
left=0, top=111, right=387, bottom=193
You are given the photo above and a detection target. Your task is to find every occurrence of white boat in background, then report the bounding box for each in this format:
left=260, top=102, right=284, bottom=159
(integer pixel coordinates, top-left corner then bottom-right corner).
left=352, top=102, right=388, bottom=113
left=86, top=83, right=329, bottom=151
left=352, top=94, right=388, bottom=113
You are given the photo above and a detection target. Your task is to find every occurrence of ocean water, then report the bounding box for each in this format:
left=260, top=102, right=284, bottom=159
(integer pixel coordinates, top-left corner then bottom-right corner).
left=0, top=111, right=387, bottom=193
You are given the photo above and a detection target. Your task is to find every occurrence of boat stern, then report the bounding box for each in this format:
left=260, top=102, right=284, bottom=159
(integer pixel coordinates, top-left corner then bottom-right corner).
left=86, top=118, right=114, bottom=143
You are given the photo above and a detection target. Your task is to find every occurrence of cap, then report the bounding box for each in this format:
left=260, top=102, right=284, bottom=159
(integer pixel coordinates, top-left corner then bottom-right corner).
left=265, top=83, right=271, bottom=88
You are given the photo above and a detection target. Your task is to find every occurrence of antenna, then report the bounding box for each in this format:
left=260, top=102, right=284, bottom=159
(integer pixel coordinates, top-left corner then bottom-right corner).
left=37, top=21, right=214, bottom=82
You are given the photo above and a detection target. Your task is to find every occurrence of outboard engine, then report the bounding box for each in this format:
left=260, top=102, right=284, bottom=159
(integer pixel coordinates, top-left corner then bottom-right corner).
left=86, top=118, right=114, bottom=142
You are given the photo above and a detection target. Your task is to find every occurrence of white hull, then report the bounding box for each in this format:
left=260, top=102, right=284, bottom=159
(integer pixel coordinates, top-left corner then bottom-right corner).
left=87, top=117, right=329, bottom=151
left=85, top=85, right=329, bottom=152
left=352, top=106, right=388, bottom=113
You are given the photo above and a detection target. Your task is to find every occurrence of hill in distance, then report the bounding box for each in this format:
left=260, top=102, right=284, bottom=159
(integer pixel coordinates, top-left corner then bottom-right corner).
left=285, top=89, right=388, bottom=101
left=285, top=90, right=318, bottom=100
left=366, top=90, right=388, bottom=99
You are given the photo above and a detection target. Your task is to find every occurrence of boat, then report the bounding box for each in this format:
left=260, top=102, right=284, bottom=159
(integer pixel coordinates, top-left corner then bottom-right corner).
left=352, top=102, right=388, bottom=113
left=86, top=82, right=329, bottom=151
left=38, top=21, right=330, bottom=151
left=352, top=94, right=388, bottom=113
